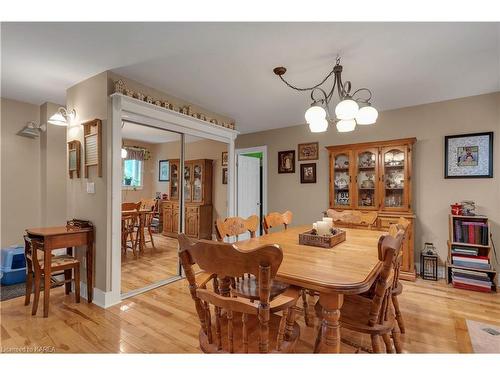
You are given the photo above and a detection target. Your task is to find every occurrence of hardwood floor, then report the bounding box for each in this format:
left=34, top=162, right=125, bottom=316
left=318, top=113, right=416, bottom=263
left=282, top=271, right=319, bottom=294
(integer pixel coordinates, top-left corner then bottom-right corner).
left=121, top=234, right=180, bottom=293
left=1, top=277, right=499, bottom=353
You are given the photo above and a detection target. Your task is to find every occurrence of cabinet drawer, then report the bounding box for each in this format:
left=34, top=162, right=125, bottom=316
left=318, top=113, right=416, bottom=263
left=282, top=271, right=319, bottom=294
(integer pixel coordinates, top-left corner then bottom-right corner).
left=186, top=206, right=199, bottom=214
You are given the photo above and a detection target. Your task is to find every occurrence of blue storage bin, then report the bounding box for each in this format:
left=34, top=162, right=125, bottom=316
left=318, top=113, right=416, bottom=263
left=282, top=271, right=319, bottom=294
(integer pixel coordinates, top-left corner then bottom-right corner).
left=1, top=245, right=26, bottom=285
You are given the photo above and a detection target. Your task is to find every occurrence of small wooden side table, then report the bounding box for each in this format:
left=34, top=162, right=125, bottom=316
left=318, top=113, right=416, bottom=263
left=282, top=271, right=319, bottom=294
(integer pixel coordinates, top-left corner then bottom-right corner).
left=25, top=226, right=95, bottom=317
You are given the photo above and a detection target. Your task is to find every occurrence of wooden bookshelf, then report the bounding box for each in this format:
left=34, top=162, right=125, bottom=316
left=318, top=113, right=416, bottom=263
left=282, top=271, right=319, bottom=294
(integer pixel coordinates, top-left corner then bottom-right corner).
left=446, top=214, right=497, bottom=293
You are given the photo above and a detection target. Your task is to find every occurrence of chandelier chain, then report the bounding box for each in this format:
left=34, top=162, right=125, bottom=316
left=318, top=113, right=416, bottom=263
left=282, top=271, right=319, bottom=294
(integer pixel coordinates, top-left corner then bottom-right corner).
left=278, top=66, right=337, bottom=92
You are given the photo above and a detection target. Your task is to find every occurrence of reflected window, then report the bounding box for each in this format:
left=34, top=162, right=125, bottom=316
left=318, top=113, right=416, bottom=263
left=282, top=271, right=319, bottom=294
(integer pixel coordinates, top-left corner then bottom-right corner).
left=122, top=159, right=143, bottom=189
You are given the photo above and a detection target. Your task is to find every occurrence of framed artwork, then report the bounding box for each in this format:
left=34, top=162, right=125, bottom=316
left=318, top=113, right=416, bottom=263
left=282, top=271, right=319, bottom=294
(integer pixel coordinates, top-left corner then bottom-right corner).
left=300, top=163, right=317, bottom=183
left=445, top=132, right=493, bottom=178
left=298, top=142, right=319, bottom=161
left=67, top=140, right=81, bottom=179
left=83, top=119, right=102, bottom=178
left=278, top=150, right=295, bottom=173
left=159, top=160, right=170, bottom=181
left=222, top=168, right=228, bottom=184
left=221, top=151, right=228, bottom=166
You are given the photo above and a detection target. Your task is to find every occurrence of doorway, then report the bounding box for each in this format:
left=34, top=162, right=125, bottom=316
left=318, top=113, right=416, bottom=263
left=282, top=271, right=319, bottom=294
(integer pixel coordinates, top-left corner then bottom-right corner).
left=236, top=146, right=267, bottom=239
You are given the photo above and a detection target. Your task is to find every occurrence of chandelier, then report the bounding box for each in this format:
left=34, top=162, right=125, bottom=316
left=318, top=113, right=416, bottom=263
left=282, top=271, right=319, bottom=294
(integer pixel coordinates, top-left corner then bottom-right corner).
left=273, top=57, right=378, bottom=133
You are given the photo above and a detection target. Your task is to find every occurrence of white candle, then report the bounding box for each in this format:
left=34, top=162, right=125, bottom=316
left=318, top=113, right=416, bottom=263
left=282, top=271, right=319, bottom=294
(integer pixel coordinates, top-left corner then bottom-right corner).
left=322, top=217, right=333, bottom=228
left=317, top=221, right=330, bottom=236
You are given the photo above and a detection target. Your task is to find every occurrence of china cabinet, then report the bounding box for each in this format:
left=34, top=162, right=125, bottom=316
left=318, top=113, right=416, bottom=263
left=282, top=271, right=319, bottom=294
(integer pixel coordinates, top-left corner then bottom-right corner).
left=162, top=159, right=213, bottom=239
left=327, top=137, right=417, bottom=280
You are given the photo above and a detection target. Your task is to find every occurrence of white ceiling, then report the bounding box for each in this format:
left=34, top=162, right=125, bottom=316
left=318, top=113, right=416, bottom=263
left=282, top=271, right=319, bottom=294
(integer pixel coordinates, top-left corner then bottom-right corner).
left=2, top=23, right=499, bottom=134
left=122, top=121, right=201, bottom=144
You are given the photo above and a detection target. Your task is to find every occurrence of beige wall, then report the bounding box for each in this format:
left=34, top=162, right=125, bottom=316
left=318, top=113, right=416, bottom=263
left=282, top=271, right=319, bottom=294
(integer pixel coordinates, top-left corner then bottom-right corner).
left=1, top=98, right=41, bottom=247
left=152, top=139, right=228, bottom=234
left=236, top=92, right=500, bottom=270
left=121, top=139, right=155, bottom=203
left=40, top=102, right=67, bottom=226
left=66, top=71, right=109, bottom=291
left=1, top=98, right=67, bottom=248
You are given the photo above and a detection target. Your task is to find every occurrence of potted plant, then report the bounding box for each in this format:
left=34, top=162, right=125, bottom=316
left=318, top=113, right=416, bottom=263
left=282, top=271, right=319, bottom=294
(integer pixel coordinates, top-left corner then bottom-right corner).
left=124, top=175, right=132, bottom=186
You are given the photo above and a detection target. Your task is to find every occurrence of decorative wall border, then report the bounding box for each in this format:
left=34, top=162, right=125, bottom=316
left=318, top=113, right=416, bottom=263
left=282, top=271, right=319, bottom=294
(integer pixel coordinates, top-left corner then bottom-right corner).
left=113, top=79, right=236, bottom=130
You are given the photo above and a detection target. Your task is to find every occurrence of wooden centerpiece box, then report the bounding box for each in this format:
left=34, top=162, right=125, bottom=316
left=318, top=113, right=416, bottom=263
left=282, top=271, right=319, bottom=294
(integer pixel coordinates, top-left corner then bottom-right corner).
left=299, top=228, right=346, bottom=248
left=326, top=137, right=417, bottom=281
left=161, top=159, right=213, bottom=240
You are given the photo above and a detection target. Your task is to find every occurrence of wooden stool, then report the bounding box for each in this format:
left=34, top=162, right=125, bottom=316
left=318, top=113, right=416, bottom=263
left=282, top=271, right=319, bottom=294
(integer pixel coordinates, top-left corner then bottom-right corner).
left=24, top=236, right=81, bottom=316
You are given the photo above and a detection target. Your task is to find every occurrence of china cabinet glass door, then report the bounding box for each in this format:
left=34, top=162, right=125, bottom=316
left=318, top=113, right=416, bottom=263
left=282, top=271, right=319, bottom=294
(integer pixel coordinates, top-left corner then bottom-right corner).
left=355, top=148, right=378, bottom=209
left=192, top=162, right=204, bottom=203
left=170, top=162, right=179, bottom=200
left=332, top=151, right=352, bottom=208
left=381, top=146, right=408, bottom=210
left=183, top=163, right=192, bottom=203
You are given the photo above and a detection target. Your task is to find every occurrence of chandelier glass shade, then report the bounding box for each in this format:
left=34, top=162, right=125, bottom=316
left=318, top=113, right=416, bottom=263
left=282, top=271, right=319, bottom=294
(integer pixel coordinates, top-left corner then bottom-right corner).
left=273, top=57, right=377, bottom=133
left=48, top=107, right=77, bottom=126
left=355, top=104, right=378, bottom=125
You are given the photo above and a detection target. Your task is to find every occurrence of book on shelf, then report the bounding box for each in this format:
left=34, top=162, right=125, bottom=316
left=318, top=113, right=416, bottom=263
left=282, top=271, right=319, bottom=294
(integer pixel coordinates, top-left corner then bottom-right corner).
left=453, top=219, right=488, bottom=245
left=451, top=246, right=479, bottom=256
left=451, top=268, right=492, bottom=278
left=452, top=281, right=492, bottom=293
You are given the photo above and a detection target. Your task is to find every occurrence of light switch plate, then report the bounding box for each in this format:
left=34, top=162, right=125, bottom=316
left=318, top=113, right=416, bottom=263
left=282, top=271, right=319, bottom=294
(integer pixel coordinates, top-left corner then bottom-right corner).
left=86, top=182, right=95, bottom=194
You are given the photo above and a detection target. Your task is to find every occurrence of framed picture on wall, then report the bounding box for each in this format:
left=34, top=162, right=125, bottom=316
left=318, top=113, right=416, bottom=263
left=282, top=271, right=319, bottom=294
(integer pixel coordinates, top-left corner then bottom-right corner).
left=159, top=160, right=170, bottom=181
left=298, top=142, right=319, bottom=161
left=444, top=132, right=493, bottom=178
left=222, top=151, right=228, bottom=166
left=278, top=150, right=295, bottom=173
left=300, top=163, right=317, bottom=183
left=222, top=168, right=228, bottom=184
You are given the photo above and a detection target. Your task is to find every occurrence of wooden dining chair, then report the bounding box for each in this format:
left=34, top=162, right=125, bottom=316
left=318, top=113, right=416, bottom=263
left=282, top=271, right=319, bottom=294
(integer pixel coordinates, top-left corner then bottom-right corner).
left=139, top=198, right=156, bottom=250
left=263, top=211, right=293, bottom=234
left=122, top=213, right=139, bottom=257
left=24, top=235, right=80, bottom=316
left=388, top=218, right=410, bottom=334
left=178, top=234, right=301, bottom=353
left=122, top=201, right=140, bottom=211
left=313, top=230, right=405, bottom=353
left=215, top=215, right=289, bottom=304
left=325, top=209, right=378, bottom=229
left=215, top=215, right=259, bottom=241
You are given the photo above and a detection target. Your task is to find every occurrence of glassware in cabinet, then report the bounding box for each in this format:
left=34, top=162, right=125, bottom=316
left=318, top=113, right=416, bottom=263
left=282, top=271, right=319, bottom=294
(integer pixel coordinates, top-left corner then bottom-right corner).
left=332, top=152, right=352, bottom=208
left=382, top=147, right=408, bottom=210
left=355, top=149, right=378, bottom=209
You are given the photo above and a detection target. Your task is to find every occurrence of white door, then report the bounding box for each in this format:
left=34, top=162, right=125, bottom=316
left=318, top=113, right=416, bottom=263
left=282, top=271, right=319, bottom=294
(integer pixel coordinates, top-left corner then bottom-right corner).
left=237, top=154, right=261, bottom=240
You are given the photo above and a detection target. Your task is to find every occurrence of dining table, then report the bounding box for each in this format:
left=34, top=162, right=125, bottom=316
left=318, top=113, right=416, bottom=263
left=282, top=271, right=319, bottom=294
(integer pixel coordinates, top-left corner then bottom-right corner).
left=235, top=225, right=385, bottom=353
left=122, top=208, right=152, bottom=254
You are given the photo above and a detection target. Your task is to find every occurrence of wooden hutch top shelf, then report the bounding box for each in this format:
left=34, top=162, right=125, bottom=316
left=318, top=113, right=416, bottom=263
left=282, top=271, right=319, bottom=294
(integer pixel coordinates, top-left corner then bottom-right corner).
left=326, top=137, right=416, bottom=212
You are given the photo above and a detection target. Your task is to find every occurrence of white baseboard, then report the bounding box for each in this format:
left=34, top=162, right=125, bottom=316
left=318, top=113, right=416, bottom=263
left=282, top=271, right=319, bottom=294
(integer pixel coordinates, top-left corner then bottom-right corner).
left=79, top=282, right=121, bottom=309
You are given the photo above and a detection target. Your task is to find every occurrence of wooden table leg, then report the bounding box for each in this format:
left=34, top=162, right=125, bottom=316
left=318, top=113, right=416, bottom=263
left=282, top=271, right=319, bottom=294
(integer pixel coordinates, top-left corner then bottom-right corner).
left=138, top=213, right=145, bottom=254
left=66, top=247, right=73, bottom=293
left=318, top=292, right=344, bottom=353
left=43, top=245, right=52, bottom=318
left=86, top=231, right=94, bottom=303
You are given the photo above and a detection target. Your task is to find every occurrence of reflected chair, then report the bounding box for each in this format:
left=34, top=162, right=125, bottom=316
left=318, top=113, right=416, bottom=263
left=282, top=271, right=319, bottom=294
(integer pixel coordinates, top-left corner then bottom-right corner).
left=314, top=230, right=405, bottom=353
left=178, top=234, right=301, bottom=353
left=139, top=198, right=156, bottom=250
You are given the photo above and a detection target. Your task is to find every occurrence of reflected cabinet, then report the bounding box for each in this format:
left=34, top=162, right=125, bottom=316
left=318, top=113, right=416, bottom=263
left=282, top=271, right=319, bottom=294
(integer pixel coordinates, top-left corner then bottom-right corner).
left=162, top=159, right=213, bottom=240
left=327, top=138, right=417, bottom=280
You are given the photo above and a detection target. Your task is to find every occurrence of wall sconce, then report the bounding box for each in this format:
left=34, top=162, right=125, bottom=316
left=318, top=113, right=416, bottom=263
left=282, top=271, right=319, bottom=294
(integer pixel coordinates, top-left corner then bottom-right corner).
left=17, top=121, right=47, bottom=139
left=48, top=107, right=77, bottom=126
